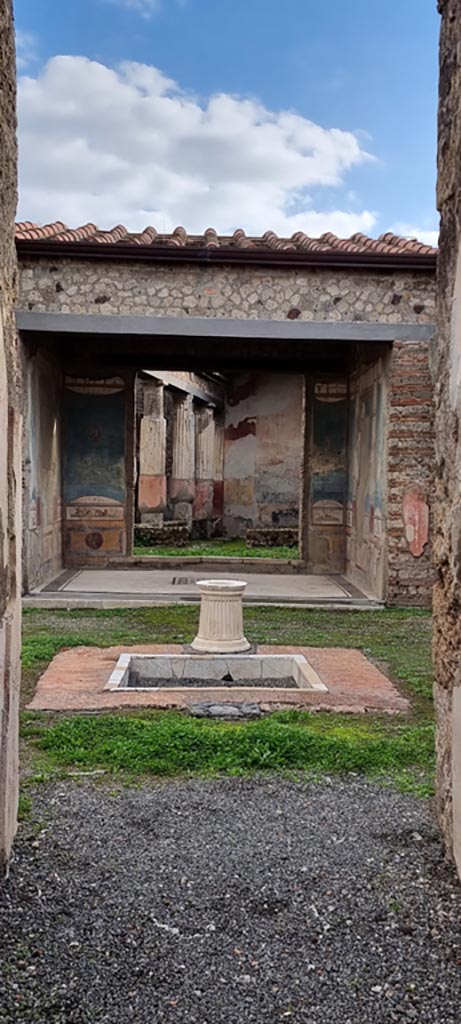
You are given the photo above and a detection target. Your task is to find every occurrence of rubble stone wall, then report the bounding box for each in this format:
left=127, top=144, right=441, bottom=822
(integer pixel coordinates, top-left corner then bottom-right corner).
left=0, top=1, right=20, bottom=876
left=18, top=257, right=435, bottom=324
left=434, top=0, right=461, bottom=869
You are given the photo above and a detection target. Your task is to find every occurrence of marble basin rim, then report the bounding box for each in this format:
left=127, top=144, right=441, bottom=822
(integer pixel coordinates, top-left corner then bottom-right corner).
left=105, top=652, right=328, bottom=692
left=196, top=579, right=248, bottom=591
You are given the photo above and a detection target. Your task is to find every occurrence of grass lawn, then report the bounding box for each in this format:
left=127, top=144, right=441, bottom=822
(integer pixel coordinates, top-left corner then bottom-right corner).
left=21, top=606, right=434, bottom=796
left=133, top=539, right=299, bottom=559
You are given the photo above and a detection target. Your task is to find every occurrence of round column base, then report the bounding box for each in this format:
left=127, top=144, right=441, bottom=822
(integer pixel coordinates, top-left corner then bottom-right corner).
left=190, top=636, right=251, bottom=654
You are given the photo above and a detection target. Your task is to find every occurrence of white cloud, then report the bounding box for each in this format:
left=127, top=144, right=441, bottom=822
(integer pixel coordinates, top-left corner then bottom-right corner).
left=15, top=30, right=38, bottom=70
left=390, top=221, right=439, bottom=247
left=105, top=0, right=160, bottom=16
left=17, top=55, right=377, bottom=237
left=104, top=0, right=185, bottom=16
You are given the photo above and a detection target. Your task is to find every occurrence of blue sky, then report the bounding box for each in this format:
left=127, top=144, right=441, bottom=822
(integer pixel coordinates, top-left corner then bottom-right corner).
left=14, top=0, right=440, bottom=242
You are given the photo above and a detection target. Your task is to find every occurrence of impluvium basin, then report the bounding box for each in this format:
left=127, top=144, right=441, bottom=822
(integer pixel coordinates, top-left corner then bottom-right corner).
left=105, top=653, right=328, bottom=692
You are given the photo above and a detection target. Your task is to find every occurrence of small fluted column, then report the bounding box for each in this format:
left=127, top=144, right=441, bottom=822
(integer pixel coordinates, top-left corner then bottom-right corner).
left=193, top=406, right=215, bottom=524
left=191, top=579, right=251, bottom=653
left=138, top=383, right=166, bottom=524
left=171, top=395, right=195, bottom=528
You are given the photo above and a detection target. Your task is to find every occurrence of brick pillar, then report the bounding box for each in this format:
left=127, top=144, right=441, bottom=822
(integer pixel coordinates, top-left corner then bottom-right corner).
left=171, top=394, right=195, bottom=529
left=138, top=383, right=166, bottom=525
left=387, top=340, right=434, bottom=607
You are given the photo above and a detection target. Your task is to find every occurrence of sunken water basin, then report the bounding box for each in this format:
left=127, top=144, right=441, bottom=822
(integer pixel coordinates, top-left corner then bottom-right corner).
left=105, top=654, right=328, bottom=692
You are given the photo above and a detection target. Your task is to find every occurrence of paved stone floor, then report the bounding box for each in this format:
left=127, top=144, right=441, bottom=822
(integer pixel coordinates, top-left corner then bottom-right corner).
left=1, top=777, right=460, bottom=1023
left=28, top=643, right=408, bottom=714
left=25, top=569, right=378, bottom=609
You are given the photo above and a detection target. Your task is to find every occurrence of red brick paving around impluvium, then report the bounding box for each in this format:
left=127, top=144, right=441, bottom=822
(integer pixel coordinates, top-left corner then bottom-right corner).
left=27, top=645, right=408, bottom=714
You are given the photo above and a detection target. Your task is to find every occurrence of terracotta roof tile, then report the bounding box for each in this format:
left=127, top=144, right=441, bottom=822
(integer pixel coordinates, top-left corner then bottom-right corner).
left=14, top=222, right=438, bottom=259
left=231, top=229, right=254, bottom=249
left=204, top=227, right=219, bottom=248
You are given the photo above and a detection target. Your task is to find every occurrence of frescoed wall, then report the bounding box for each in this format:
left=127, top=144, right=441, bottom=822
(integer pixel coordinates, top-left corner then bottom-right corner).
left=23, top=350, right=63, bottom=590
left=223, top=373, right=303, bottom=537
left=63, top=376, right=133, bottom=563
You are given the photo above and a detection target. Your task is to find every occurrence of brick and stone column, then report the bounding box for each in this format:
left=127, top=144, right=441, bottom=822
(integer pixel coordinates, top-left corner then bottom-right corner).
left=193, top=406, right=215, bottom=530
left=138, top=383, right=166, bottom=525
left=171, top=394, right=195, bottom=529
left=387, top=340, right=434, bottom=607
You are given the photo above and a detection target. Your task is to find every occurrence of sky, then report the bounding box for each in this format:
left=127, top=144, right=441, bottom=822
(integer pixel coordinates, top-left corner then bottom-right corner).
left=14, top=0, right=440, bottom=243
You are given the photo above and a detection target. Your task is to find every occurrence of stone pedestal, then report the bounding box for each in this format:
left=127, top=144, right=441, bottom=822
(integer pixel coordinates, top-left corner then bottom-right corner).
left=171, top=395, right=195, bottom=530
left=138, top=383, right=166, bottom=523
left=191, top=579, right=251, bottom=653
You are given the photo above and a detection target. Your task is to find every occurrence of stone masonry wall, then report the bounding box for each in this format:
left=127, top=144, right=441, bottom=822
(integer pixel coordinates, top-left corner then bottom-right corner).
left=18, top=257, right=435, bottom=325
left=433, top=0, right=461, bottom=869
left=387, top=340, right=434, bottom=607
left=0, top=1, right=20, bottom=876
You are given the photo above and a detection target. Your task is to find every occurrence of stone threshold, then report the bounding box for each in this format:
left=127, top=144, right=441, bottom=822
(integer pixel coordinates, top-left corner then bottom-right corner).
left=23, top=596, right=383, bottom=610
left=107, top=556, right=305, bottom=574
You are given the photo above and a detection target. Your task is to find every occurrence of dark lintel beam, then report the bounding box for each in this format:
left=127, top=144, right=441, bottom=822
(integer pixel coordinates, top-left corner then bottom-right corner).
left=16, top=311, right=435, bottom=343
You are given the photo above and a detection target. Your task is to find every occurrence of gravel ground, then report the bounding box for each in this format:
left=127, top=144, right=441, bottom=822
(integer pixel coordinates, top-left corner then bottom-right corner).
left=1, top=776, right=461, bottom=1024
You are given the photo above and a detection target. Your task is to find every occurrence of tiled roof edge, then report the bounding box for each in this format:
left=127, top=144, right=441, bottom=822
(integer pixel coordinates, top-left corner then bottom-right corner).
left=15, top=222, right=438, bottom=270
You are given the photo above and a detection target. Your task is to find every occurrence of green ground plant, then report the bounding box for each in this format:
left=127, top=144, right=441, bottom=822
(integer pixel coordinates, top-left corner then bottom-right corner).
left=19, top=710, right=434, bottom=797
left=133, top=539, right=298, bottom=559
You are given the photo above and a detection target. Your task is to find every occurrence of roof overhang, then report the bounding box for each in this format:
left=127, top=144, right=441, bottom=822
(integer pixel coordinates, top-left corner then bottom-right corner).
left=15, top=239, right=437, bottom=273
